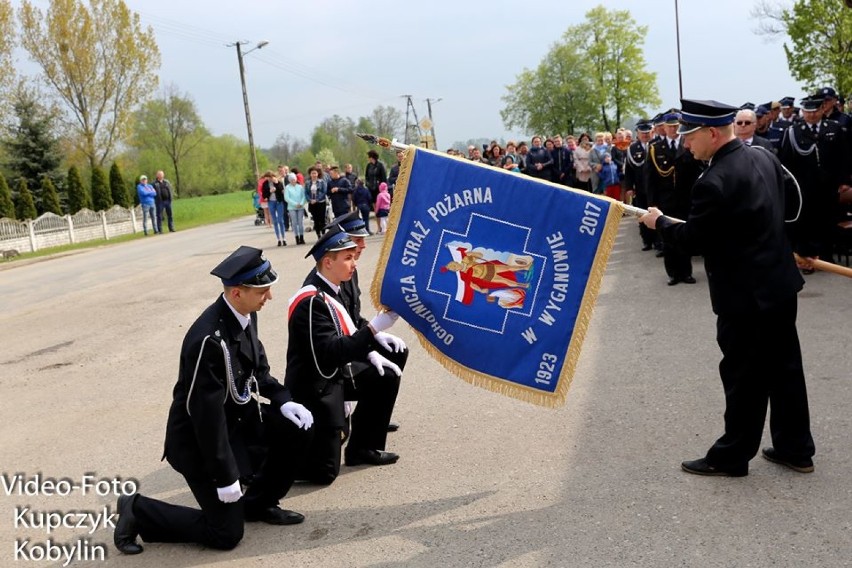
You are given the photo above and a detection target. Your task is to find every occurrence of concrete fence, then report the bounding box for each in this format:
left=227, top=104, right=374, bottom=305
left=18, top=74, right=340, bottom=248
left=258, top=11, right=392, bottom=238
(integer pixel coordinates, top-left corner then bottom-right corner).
left=0, top=205, right=142, bottom=254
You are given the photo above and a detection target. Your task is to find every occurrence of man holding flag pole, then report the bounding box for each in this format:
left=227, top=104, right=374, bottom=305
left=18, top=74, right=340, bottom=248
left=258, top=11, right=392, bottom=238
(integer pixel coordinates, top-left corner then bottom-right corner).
left=640, top=99, right=815, bottom=477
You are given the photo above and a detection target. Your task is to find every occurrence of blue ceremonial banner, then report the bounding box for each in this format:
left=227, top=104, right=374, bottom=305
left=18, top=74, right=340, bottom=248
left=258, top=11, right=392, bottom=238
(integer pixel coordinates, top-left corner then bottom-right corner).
left=371, top=147, right=623, bottom=407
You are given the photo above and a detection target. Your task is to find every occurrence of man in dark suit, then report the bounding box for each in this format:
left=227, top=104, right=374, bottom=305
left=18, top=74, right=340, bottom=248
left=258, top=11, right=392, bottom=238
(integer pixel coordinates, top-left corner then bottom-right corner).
left=780, top=94, right=852, bottom=265
left=644, top=112, right=704, bottom=285
left=287, top=227, right=403, bottom=485
left=113, top=246, right=314, bottom=555
left=734, top=109, right=775, bottom=152
left=641, top=99, right=816, bottom=477
left=623, top=120, right=655, bottom=251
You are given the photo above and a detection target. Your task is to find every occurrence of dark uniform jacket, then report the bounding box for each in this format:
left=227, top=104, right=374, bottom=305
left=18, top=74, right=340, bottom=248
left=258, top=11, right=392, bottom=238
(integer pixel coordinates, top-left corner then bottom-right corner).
left=623, top=140, right=649, bottom=203
left=163, top=295, right=291, bottom=486
left=304, top=268, right=371, bottom=380
left=779, top=118, right=851, bottom=255
left=748, top=135, right=775, bottom=152
left=657, top=139, right=804, bottom=315
left=645, top=136, right=703, bottom=219
left=285, top=272, right=377, bottom=429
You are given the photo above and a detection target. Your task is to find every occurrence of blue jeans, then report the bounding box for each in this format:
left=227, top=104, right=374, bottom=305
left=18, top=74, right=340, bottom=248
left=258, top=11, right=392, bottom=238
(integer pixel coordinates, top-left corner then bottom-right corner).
left=141, top=204, right=156, bottom=235
left=289, top=209, right=305, bottom=237
left=270, top=200, right=286, bottom=241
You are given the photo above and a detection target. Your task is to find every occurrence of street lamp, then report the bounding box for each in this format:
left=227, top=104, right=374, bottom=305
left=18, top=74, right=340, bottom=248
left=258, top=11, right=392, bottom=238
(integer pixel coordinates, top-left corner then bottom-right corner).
left=230, top=40, right=269, bottom=182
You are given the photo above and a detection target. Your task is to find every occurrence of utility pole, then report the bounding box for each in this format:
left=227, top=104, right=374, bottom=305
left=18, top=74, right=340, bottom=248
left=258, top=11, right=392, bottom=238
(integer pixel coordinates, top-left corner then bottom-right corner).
left=425, top=97, right=442, bottom=150
left=401, top=95, right=423, bottom=146
left=230, top=40, right=268, bottom=182
left=674, top=0, right=684, bottom=100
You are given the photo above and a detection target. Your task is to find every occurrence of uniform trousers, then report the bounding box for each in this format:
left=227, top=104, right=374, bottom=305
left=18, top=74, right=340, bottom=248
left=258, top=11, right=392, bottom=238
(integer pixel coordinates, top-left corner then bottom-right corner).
left=663, top=244, right=692, bottom=280
left=301, top=345, right=406, bottom=485
left=705, top=296, right=815, bottom=468
left=347, top=347, right=407, bottom=454
left=132, top=408, right=310, bottom=550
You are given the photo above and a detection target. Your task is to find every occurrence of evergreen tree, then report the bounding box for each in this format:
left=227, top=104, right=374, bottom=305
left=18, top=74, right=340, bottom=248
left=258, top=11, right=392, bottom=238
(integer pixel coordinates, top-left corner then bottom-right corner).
left=15, top=179, right=37, bottom=220
left=0, top=172, right=15, bottom=219
left=2, top=86, right=62, bottom=214
left=109, top=162, right=130, bottom=207
left=91, top=166, right=112, bottom=211
left=40, top=175, right=62, bottom=215
left=66, top=166, right=90, bottom=214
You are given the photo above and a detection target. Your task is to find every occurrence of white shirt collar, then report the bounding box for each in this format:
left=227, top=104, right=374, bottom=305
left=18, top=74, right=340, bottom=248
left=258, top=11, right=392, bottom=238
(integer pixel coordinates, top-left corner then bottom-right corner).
left=222, top=293, right=251, bottom=330
left=316, top=272, right=340, bottom=295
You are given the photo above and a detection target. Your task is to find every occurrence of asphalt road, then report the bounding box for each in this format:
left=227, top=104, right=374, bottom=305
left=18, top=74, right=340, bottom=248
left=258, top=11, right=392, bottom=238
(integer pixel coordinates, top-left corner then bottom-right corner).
left=1, top=216, right=849, bottom=567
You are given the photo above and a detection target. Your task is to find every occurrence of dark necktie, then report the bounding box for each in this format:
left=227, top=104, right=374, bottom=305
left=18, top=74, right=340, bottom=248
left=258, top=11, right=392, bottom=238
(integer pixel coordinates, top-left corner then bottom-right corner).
left=243, top=324, right=256, bottom=363
left=811, top=124, right=818, bottom=135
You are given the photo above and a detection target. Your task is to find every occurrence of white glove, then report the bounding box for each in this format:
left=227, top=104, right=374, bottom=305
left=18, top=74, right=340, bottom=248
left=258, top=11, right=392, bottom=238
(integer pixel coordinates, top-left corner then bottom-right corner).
left=369, top=310, right=399, bottom=333
left=280, top=401, right=314, bottom=430
left=366, top=350, right=402, bottom=377
left=374, top=331, right=407, bottom=353
left=216, top=480, right=242, bottom=504
left=344, top=401, right=355, bottom=418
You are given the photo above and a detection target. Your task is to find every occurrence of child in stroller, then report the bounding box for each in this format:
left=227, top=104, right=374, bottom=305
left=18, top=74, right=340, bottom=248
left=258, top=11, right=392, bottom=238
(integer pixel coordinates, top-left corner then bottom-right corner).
left=252, top=190, right=265, bottom=226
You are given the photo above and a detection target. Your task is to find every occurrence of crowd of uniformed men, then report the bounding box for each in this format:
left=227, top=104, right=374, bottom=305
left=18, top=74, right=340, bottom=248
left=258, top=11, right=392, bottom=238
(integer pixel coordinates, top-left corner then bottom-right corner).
left=452, top=87, right=851, bottom=283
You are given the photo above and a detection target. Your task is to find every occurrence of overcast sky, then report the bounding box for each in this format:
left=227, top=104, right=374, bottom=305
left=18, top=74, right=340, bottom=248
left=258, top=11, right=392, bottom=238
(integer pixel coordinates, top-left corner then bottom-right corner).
left=18, top=0, right=806, bottom=150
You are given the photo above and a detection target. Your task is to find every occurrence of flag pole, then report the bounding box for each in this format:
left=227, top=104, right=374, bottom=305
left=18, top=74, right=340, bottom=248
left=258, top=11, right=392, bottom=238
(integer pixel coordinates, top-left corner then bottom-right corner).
left=355, top=133, right=851, bottom=279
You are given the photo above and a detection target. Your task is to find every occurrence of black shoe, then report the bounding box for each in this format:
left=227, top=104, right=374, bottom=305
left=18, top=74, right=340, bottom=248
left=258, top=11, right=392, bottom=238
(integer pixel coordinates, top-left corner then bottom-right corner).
left=761, top=447, right=814, bottom=473
left=244, top=506, right=305, bottom=525
left=667, top=277, right=679, bottom=286
left=681, top=276, right=696, bottom=284
left=387, top=421, right=400, bottom=432
left=114, top=494, right=143, bottom=555
left=277, top=240, right=282, bottom=247
left=282, top=240, right=287, bottom=246
left=655, top=250, right=665, bottom=258
left=681, top=458, right=748, bottom=477
left=345, top=448, right=400, bottom=466
left=641, top=244, right=653, bottom=251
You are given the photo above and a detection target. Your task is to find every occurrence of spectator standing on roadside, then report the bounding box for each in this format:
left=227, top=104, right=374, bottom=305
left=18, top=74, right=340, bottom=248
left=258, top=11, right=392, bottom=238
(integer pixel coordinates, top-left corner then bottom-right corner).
left=136, top=175, right=157, bottom=236
left=525, top=136, right=553, bottom=181
left=375, top=182, right=391, bottom=235
left=277, top=165, right=291, bottom=232
left=152, top=171, right=175, bottom=233
left=364, top=150, right=387, bottom=234
left=328, top=165, right=354, bottom=218
left=285, top=173, right=307, bottom=245
left=262, top=171, right=287, bottom=247
left=305, top=167, right=329, bottom=240
left=353, top=179, right=373, bottom=234
left=387, top=150, right=405, bottom=199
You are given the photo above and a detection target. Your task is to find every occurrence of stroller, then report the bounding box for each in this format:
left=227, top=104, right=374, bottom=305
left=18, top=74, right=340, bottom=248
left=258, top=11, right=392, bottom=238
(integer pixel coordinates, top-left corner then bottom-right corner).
left=252, top=191, right=265, bottom=226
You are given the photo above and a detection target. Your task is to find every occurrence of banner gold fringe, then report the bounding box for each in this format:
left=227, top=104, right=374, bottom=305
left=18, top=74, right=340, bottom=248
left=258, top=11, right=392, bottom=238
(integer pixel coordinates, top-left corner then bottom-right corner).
left=371, top=146, right=623, bottom=408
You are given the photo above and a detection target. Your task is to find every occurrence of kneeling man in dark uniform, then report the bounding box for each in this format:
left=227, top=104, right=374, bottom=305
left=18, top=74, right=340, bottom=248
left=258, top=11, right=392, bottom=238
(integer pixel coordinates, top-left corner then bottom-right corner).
left=114, top=246, right=314, bottom=555
left=287, top=226, right=405, bottom=485
left=641, top=99, right=815, bottom=477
